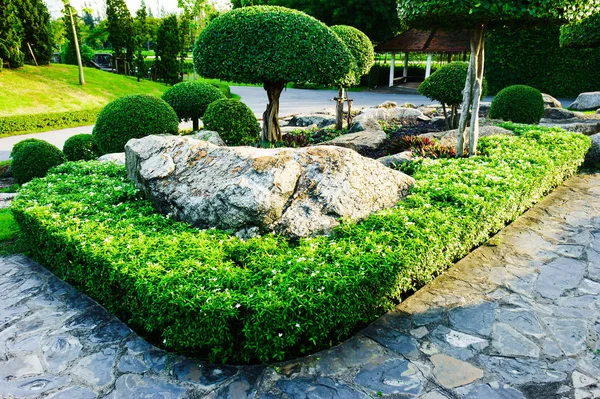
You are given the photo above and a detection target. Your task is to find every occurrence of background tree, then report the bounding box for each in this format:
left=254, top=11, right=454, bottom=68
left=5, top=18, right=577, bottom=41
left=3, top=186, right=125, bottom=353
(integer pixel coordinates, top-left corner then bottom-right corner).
left=107, top=0, right=134, bottom=74
left=330, top=25, right=374, bottom=130
left=560, top=12, right=600, bottom=48
left=16, top=0, right=54, bottom=65
left=194, top=6, right=352, bottom=143
left=0, top=0, right=25, bottom=68
left=231, top=0, right=400, bottom=43
left=82, top=7, right=95, bottom=28
left=178, top=9, right=192, bottom=77
left=134, top=2, right=149, bottom=81
left=397, top=0, right=600, bottom=157
left=156, top=15, right=181, bottom=85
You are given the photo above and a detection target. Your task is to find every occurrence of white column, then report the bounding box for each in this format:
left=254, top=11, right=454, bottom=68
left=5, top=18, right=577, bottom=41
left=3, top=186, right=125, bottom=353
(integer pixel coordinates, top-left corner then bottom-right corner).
left=389, top=52, right=396, bottom=87
left=425, top=53, right=432, bottom=78
left=403, top=52, right=409, bottom=78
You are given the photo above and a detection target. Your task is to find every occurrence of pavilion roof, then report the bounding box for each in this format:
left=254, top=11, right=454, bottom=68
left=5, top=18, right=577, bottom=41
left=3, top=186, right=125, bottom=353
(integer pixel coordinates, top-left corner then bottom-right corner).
left=376, top=29, right=470, bottom=53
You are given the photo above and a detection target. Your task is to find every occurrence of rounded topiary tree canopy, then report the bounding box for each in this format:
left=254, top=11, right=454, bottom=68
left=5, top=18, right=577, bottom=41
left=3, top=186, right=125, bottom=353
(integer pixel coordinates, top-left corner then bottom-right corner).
left=63, top=134, right=102, bottom=161
left=560, top=13, right=600, bottom=48
left=161, top=81, right=226, bottom=131
left=418, top=62, right=487, bottom=129
left=330, top=25, right=375, bottom=87
left=194, top=6, right=352, bottom=143
left=203, top=98, right=261, bottom=146
left=93, top=94, right=179, bottom=154
left=489, top=84, right=545, bottom=124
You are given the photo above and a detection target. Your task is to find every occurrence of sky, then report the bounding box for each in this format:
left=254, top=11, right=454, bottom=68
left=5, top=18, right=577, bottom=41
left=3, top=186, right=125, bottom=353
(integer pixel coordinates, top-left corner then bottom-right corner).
left=43, top=0, right=230, bottom=19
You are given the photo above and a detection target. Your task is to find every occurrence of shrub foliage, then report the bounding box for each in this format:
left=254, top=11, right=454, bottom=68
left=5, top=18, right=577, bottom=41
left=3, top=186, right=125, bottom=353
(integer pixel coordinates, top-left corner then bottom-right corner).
left=63, top=134, right=102, bottom=161
left=0, top=109, right=101, bottom=137
left=12, top=125, right=589, bottom=364
left=560, top=12, right=600, bottom=48
left=161, top=81, right=226, bottom=131
left=330, top=25, right=374, bottom=87
left=92, top=94, right=179, bottom=154
left=203, top=99, right=260, bottom=146
left=489, top=85, right=545, bottom=124
left=11, top=139, right=65, bottom=184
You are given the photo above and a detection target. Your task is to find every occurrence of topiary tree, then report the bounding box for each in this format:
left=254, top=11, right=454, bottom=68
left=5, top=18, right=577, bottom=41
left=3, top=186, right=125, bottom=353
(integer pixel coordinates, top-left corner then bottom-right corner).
left=194, top=6, right=352, bottom=143
left=397, top=0, right=600, bottom=156
left=489, top=85, right=545, bottom=124
left=418, top=62, right=487, bottom=130
left=11, top=140, right=66, bottom=184
left=330, top=25, right=375, bottom=130
left=203, top=98, right=261, bottom=145
left=92, top=94, right=179, bottom=154
left=63, top=134, right=102, bottom=161
left=161, top=81, right=226, bottom=131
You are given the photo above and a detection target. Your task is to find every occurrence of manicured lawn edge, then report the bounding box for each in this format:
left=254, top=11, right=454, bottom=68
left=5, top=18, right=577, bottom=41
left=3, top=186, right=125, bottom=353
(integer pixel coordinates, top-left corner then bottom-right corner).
left=0, top=108, right=102, bottom=137
left=11, top=124, right=590, bottom=364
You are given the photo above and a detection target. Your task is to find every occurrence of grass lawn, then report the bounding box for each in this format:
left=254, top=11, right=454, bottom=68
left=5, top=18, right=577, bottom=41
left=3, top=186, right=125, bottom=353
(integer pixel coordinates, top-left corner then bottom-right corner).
left=0, top=209, right=18, bottom=242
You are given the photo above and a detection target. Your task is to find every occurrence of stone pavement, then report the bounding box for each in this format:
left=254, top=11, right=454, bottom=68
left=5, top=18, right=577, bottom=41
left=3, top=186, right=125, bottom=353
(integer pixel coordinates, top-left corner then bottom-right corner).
left=1, top=173, right=599, bottom=399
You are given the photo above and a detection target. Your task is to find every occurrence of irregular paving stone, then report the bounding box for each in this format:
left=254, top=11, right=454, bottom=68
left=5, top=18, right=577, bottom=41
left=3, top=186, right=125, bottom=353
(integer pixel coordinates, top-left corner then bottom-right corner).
left=42, top=335, right=82, bottom=373
left=549, top=359, right=577, bottom=372
left=125, top=337, right=153, bottom=355
left=427, top=326, right=480, bottom=360
left=362, top=324, right=419, bottom=359
left=354, top=358, right=423, bottom=396
left=88, top=321, right=131, bottom=344
left=278, top=377, right=368, bottom=399
left=444, top=329, right=488, bottom=349
left=572, top=371, right=597, bottom=388
left=46, top=386, right=97, bottom=399
left=518, top=382, right=564, bottom=399
left=577, top=352, right=600, bottom=379
left=313, top=335, right=391, bottom=376
left=496, top=309, right=545, bottom=338
left=430, top=354, right=483, bottom=389
left=458, top=383, right=525, bottom=399
left=536, top=258, right=586, bottom=299
left=0, top=375, right=70, bottom=398
left=479, top=356, right=566, bottom=385
left=554, top=244, right=585, bottom=258
left=410, top=326, right=429, bottom=339
left=448, top=302, right=497, bottom=337
left=542, top=318, right=587, bottom=356
left=215, top=367, right=264, bottom=399
left=172, top=360, right=237, bottom=387
left=6, top=333, right=43, bottom=354
left=579, top=279, right=600, bottom=295
left=412, top=309, right=444, bottom=326
left=491, top=323, right=540, bottom=358
left=104, top=374, right=188, bottom=399
left=117, top=355, right=148, bottom=374
left=420, top=391, right=450, bottom=399
left=0, top=354, right=44, bottom=380
left=71, top=348, right=117, bottom=389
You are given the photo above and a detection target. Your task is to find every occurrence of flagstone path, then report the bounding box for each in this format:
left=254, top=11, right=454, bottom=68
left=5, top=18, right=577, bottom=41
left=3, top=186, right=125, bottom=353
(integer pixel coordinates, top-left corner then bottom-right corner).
left=1, top=173, right=599, bottom=398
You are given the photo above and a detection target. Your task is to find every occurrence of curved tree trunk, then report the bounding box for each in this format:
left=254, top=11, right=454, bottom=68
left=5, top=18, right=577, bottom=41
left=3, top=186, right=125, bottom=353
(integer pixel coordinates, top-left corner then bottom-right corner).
left=336, top=87, right=346, bottom=131
left=193, top=118, right=199, bottom=132
left=262, top=81, right=286, bottom=144
left=456, top=24, right=486, bottom=157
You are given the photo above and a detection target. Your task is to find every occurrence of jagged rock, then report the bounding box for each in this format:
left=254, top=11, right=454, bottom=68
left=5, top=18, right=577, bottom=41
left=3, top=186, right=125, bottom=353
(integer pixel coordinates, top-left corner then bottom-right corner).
left=288, top=114, right=336, bottom=128
left=320, top=130, right=387, bottom=155
left=479, top=102, right=491, bottom=117
left=596, top=109, right=600, bottom=114
left=97, top=153, right=125, bottom=165
left=348, top=118, right=383, bottom=133
left=401, top=103, right=417, bottom=109
left=350, top=104, right=424, bottom=133
left=585, top=133, right=600, bottom=167
left=125, top=135, right=414, bottom=239
left=543, top=108, right=575, bottom=120
left=378, top=151, right=414, bottom=168
left=430, top=116, right=448, bottom=130
left=540, top=121, right=600, bottom=135
left=543, top=93, right=562, bottom=108
left=569, top=92, right=600, bottom=111
left=192, top=130, right=225, bottom=146
left=420, top=125, right=514, bottom=148
left=377, top=101, right=398, bottom=109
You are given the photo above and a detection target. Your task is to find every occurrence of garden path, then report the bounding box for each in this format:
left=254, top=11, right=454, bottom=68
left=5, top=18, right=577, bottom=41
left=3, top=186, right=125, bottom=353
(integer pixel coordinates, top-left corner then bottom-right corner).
left=0, top=173, right=599, bottom=398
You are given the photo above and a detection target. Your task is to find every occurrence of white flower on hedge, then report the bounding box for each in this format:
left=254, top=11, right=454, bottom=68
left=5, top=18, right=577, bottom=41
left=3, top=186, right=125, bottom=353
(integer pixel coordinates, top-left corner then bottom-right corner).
left=278, top=333, right=283, bottom=337
left=235, top=303, right=241, bottom=308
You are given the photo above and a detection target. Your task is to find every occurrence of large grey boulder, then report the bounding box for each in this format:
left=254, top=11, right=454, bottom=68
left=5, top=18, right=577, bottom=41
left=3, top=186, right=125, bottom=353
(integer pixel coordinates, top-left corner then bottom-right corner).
left=287, top=113, right=336, bottom=128
left=420, top=125, right=514, bottom=148
left=542, top=93, right=562, bottom=109
left=585, top=133, right=600, bottom=167
left=125, top=135, right=414, bottom=239
left=543, top=108, right=575, bottom=120
left=569, top=92, right=600, bottom=111
left=319, top=130, right=387, bottom=155
left=540, top=120, right=600, bottom=135
left=350, top=104, right=424, bottom=133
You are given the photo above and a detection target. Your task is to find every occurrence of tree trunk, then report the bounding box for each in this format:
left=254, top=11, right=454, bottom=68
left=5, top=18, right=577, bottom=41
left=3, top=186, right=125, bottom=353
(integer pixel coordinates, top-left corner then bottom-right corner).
left=442, top=103, right=449, bottom=130
left=193, top=118, right=199, bottom=132
left=456, top=24, right=486, bottom=157
left=336, top=87, right=345, bottom=131
left=68, top=6, right=85, bottom=85
left=262, top=81, right=286, bottom=144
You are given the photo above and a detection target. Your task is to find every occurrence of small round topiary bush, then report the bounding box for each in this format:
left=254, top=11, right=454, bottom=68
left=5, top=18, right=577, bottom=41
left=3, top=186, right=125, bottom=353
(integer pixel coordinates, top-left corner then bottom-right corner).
left=11, top=140, right=66, bottom=184
left=10, top=138, right=44, bottom=159
left=203, top=99, right=260, bottom=145
left=489, top=85, right=545, bottom=124
left=161, top=81, right=226, bottom=131
left=63, top=134, right=102, bottom=161
left=93, top=94, right=179, bottom=154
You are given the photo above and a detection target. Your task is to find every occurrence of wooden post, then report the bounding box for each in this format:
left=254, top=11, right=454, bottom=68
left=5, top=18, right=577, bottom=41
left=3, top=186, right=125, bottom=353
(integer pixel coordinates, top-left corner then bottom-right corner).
left=389, top=52, right=396, bottom=87
left=346, top=99, right=353, bottom=128
left=67, top=4, right=85, bottom=85
left=425, top=53, right=432, bottom=78
left=26, top=43, right=38, bottom=66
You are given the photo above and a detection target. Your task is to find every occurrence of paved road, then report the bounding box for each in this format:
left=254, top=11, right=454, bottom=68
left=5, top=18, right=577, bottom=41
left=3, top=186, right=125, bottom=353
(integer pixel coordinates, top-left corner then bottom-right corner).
left=0, top=173, right=598, bottom=398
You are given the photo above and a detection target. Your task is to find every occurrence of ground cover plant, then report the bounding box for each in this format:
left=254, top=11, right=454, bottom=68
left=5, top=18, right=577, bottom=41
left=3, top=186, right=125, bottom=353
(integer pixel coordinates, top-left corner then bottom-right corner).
left=12, top=125, right=589, bottom=364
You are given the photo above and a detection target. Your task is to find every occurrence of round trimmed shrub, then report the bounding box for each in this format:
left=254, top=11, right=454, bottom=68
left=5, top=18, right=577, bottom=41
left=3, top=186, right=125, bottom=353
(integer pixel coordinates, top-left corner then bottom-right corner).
left=11, top=140, right=66, bottom=184
left=10, top=138, right=44, bottom=159
left=489, top=85, right=545, bottom=124
left=419, top=62, right=488, bottom=107
left=92, top=94, right=179, bottom=154
left=161, top=81, right=226, bottom=131
left=203, top=99, right=260, bottom=145
left=330, top=25, right=375, bottom=86
left=63, top=134, right=102, bottom=161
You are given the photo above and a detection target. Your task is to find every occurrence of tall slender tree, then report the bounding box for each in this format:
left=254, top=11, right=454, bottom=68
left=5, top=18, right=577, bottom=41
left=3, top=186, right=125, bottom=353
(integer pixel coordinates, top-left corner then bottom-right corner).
left=156, top=15, right=180, bottom=85
left=107, top=0, right=134, bottom=74
left=134, top=1, right=150, bottom=81
left=63, top=1, right=85, bottom=84
left=0, top=0, right=25, bottom=68
left=16, top=0, right=54, bottom=65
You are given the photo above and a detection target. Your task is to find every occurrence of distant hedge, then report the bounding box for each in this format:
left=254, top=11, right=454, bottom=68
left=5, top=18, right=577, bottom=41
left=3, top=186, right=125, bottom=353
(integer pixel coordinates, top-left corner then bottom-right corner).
left=486, top=25, right=600, bottom=98
left=0, top=108, right=101, bottom=137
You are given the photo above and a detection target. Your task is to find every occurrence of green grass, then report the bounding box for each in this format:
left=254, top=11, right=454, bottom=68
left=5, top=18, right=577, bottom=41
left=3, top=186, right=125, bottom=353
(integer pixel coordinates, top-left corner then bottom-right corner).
left=0, top=209, right=18, bottom=241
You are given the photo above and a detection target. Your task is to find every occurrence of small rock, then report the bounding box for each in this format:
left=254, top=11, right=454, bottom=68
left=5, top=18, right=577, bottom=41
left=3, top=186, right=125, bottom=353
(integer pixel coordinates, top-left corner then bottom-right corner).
left=585, top=133, right=600, bottom=167
left=288, top=114, right=336, bottom=128
left=420, top=126, right=513, bottom=148
left=543, top=93, right=562, bottom=108
left=321, top=130, right=387, bottom=154
left=378, top=151, right=413, bottom=168
left=430, top=354, right=483, bottom=389
left=348, top=118, right=382, bottom=133
left=543, top=108, right=575, bottom=120
left=410, top=326, right=429, bottom=339
left=479, top=102, right=491, bottom=117
left=376, top=101, right=398, bottom=108
left=98, top=153, right=125, bottom=165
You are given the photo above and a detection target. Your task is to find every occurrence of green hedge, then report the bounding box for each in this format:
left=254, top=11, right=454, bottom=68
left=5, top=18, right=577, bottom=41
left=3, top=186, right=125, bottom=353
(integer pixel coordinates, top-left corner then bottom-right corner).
left=12, top=126, right=590, bottom=364
left=486, top=25, right=600, bottom=97
left=0, top=109, right=101, bottom=136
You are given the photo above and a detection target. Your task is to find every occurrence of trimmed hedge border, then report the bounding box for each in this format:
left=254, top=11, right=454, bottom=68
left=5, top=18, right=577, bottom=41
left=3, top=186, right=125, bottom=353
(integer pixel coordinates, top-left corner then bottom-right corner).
left=0, top=108, right=102, bottom=137
left=12, top=125, right=590, bottom=364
